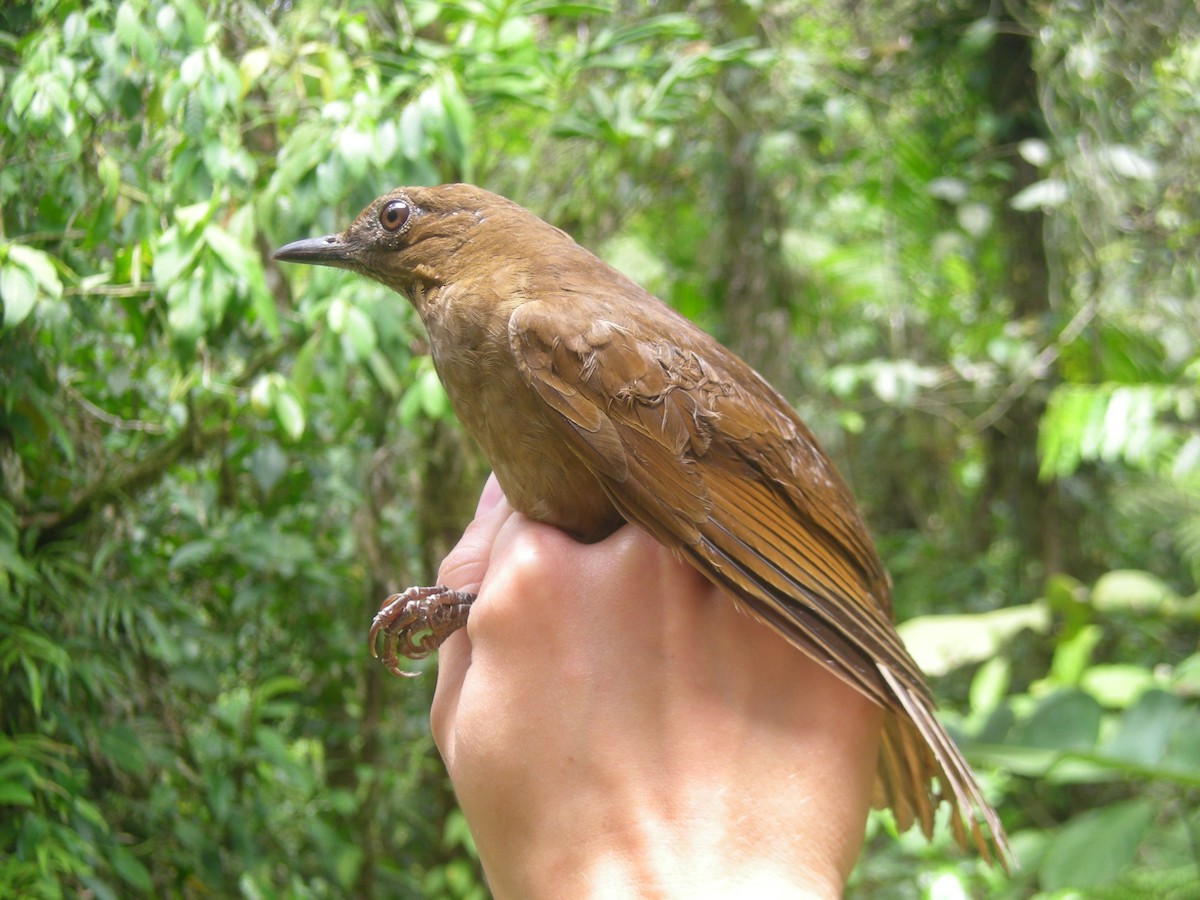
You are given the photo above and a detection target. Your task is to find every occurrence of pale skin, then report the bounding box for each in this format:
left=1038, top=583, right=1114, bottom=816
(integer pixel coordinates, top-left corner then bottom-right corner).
left=430, top=476, right=884, bottom=899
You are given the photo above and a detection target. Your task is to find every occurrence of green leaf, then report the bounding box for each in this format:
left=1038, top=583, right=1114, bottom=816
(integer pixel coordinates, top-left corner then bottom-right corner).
left=1091, top=569, right=1177, bottom=613
left=1040, top=798, right=1156, bottom=889
left=9, top=70, right=34, bottom=117
left=1081, top=664, right=1160, bottom=708
left=274, top=386, right=305, bottom=441
left=1097, top=144, right=1158, bottom=180
left=98, top=154, right=121, bottom=201
left=340, top=305, right=376, bottom=361
left=0, top=781, right=35, bottom=806
left=527, top=2, right=612, bottom=15
left=250, top=373, right=278, bottom=415
left=432, top=71, right=474, bottom=179
left=969, top=656, right=1011, bottom=714
left=165, top=275, right=205, bottom=346
left=1164, top=707, right=1200, bottom=775
left=8, top=244, right=63, bottom=298
left=248, top=440, right=287, bottom=494
left=169, top=539, right=216, bottom=570
left=1010, top=178, right=1068, bottom=211
left=1101, top=689, right=1179, bottom=767
left=399, top=358, right=454, bottom=425
left=0, top=262, right=37, bottom=328
left=253, top=675, right=302, bottom=703
left=180, top=49, right=205, bottom=87
left=1013, top=690, right=1102, bottom=752
left=153, top=225, right=204, bottom=286
left=239, top=47, right=271, bottom=87
left=328, top=296, right=348, bottom=333
left=442, top=807, right=477, bottom=855
left=98, top=724, right=148, bottom=776
left=20, top=655, right=43, bottom=718
left=202, top=223, right=251, bottom=270
left=1049, top=624, right=1102, bottom=686
left=291, top=332, right=321, bottom=396
left=336, top=125, right=373, bottom=180
left=1173, top=653, right=1200, bottom=697
left=110, top=843, right=153, bottom=892
left=173, top=200, right=211, bottom=232
left=367, top=349, right=403, bottom=398
left=115, top=2, right=141, bottom=48
left=418, top=365, right=451, bottom=420
left=253, top=725, right=291, bottom=764
left=961, top=17, right=997, bottom=53
left=398, top=100, right=429, bottom=162
left=0, top=537, right=38, bottom=583
left=897, top=603, right=1049, bottom=676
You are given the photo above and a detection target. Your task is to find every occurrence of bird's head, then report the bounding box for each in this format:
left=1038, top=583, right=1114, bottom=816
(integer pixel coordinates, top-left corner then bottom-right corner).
left=273, top=183, right=556, bottom=298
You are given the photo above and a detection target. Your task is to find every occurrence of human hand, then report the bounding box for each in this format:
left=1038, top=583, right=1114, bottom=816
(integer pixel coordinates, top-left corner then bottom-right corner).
left=430, top=475, right=883, bottom=899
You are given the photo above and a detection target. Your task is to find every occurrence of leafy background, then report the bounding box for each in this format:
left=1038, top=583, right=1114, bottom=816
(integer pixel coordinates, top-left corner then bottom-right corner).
left=2, top=0, right=1198, bottom=897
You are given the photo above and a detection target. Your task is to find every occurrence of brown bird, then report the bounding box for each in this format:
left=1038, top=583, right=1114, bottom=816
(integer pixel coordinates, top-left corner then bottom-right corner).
left=274, top=183, right=1011, bottom=866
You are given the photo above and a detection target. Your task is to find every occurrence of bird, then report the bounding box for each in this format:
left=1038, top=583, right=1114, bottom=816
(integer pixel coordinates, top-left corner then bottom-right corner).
left=274, top=183, right=1011, bottom=866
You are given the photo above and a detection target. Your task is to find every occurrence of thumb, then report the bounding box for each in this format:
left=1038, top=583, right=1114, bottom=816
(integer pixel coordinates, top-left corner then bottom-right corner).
left=437, top=473, right=512, bottom=594
left=432, top=473, right=511, bottom=762
left=474, top=472, right=505, bottom=517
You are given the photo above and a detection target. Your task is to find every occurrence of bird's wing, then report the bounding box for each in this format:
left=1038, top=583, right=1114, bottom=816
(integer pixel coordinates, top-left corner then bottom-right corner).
left=509, top=297, right=1009, bottom=865
left=509, top=298, right=922, bottom=706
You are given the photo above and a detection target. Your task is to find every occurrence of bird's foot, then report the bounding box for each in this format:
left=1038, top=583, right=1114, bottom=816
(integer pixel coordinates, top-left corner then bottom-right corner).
left=368, top=585, right=475, bottom=676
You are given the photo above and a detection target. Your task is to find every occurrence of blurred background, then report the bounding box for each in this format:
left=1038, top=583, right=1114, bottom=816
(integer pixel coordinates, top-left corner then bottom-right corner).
left=2, top=1, right=1198, bottom=896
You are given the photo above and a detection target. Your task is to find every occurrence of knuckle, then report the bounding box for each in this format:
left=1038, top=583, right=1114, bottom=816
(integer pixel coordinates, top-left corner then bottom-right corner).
left=503, top=525, right=566, bottom=589
left=469, top=521, right=572, bottom=634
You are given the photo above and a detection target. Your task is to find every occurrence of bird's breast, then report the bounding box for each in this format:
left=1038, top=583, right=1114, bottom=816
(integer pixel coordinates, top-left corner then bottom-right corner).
left=427, top=311, right=624, bottom=543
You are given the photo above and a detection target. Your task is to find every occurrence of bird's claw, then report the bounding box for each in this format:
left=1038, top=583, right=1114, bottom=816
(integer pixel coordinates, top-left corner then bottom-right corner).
left=368, top=585, right=476, bottom=676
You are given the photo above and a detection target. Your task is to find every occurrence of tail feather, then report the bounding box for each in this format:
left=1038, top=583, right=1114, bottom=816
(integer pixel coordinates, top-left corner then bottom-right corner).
left=877, top=711, right=935, bottom=838
left=877, top=664, right=1013, bottom=870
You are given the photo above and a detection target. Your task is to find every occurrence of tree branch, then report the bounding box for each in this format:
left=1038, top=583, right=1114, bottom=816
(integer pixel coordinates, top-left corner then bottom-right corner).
left=21, top=339, right=301, bottom=548
left=23, top=404, right=224, bottom=547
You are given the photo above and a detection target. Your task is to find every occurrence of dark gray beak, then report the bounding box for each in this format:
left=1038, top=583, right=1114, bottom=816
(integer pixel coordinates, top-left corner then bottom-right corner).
left=273, top=234, right=352, bottom=268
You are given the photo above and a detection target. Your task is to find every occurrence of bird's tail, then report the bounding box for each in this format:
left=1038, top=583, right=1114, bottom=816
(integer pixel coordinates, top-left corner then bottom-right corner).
left=874, top=664, right=1013, bottom=870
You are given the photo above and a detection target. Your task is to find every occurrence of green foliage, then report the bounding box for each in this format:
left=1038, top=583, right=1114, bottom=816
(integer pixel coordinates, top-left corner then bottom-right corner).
left=2, top=0, right=1198, bottom=897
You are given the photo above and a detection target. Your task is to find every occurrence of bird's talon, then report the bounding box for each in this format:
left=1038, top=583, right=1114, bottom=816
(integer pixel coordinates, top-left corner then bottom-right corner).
left=367, top=585, right=476, bottom=675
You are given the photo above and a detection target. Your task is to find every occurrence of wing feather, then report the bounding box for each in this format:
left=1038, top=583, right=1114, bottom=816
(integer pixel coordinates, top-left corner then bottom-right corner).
left=508, top=298, right=1009, bottom=866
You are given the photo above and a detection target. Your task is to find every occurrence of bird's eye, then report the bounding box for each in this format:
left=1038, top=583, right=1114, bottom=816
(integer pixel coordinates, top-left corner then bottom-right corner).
left=380, top=199, right=411, bottom=233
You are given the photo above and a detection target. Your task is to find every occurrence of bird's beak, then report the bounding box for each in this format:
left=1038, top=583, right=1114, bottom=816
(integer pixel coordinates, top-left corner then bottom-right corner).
left=272, top=234, right=352, bottom=269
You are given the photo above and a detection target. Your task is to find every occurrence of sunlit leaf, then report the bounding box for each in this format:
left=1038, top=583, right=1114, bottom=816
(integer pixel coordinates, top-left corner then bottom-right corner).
left=7, top=244, right=62, bottom=298
left=0, top=262, right=37, bottom=328
left=899, top=604, right=1049, bottom=676
left=1096, top=144, right=1159, bottom=180
left=240, top=47, right=271, bottom=86
left=1082, top=666, right=1162, bottom=709
left=340, top=305, right=376, bottom=361
left=1091, top=569, right=1176, bottom=613
left=1010, top=178, right=1068, bottom=211
left=1018, top=137, right=1051, bottom=166
left=274, top=386, right=306, bottom=441
left=250, top=373, right=277, bottom=415
left=1049, top=624, right=1102, bottom=686
left=153, top=226, right=203, bottom=286
left=969, top=656, right=1012, bottom=714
